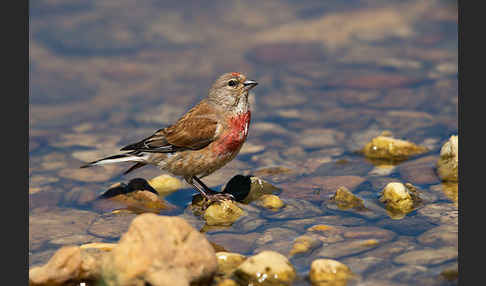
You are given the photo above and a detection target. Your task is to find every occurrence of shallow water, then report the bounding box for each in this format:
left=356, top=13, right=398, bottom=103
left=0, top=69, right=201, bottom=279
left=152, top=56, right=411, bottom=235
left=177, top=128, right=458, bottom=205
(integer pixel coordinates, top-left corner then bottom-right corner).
left=29, top=0, right=458, bottom=285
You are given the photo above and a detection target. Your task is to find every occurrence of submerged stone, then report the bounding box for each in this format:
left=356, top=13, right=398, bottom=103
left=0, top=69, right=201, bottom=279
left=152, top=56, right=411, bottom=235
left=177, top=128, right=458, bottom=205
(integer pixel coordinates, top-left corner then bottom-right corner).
left=258, top=194, right=285, bottom=210
left=362, top=132, right=427, bottom=161
left=329, top=186, right=365, bottom=210
left=204, top=200, right=246, bottom=226
left=437, top=135, right=458, bottom=182
left=215, top=252, right=247, bottom=276
left=379, top=182, right=421, bottom=218
left=148, top=174, right=183, bottom=195
left=309, top=259, right=354, bottom=286
left=234, top=251, right=296, bottom=286
left=289, top=235, right=322, bottom=257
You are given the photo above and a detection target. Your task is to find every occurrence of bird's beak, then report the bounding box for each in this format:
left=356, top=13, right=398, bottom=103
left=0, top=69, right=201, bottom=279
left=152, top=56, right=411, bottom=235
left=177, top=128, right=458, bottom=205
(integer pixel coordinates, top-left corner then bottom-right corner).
left=243, top=80, right=258, bottom=90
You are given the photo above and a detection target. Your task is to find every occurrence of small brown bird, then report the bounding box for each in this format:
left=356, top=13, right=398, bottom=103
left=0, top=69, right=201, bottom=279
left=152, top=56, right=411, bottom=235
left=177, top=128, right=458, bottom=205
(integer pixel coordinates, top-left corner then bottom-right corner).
left=81, top=72, right=258, bottom=203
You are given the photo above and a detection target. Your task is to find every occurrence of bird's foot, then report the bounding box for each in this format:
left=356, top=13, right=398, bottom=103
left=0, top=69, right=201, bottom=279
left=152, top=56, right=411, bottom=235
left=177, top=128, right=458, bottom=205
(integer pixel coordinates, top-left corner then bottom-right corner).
left=200, top=191, right=235, bottom=210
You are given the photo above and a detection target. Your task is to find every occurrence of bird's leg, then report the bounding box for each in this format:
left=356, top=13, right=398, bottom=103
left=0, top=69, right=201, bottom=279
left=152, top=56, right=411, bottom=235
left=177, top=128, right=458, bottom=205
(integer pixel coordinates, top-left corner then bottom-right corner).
left=188, top=176, right=234, bottom=205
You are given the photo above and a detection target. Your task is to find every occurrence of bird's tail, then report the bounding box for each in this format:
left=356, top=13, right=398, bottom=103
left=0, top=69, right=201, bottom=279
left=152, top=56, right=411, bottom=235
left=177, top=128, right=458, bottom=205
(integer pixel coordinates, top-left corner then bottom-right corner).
left=80, top=153, right=146, bottom=169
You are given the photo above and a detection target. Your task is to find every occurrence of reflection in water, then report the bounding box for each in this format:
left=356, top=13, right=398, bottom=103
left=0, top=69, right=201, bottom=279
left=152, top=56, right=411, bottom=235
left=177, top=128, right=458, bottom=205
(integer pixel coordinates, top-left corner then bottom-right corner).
left=29, top=0, right=457, bottom=284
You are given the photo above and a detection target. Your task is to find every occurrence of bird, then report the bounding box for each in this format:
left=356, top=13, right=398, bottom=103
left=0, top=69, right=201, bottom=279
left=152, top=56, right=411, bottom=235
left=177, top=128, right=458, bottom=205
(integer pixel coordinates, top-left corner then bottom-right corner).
left=81, top=72, right=258, bottom=204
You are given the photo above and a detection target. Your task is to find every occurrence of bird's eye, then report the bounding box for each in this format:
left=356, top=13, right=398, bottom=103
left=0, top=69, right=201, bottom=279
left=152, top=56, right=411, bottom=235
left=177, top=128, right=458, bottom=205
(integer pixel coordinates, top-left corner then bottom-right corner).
left=228, top=80, right=238, bottom=87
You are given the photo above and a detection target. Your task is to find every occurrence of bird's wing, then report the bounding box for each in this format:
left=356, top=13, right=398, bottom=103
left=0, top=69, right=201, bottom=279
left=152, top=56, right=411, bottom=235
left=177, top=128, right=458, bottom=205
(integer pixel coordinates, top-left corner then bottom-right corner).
left=121, top=101, right=221, bottom=153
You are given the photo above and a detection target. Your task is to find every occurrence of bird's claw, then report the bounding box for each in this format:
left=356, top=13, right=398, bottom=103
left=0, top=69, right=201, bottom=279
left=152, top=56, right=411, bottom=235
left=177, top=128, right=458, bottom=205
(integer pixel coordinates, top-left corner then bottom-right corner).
left=201, top=192, right=235, bottom=210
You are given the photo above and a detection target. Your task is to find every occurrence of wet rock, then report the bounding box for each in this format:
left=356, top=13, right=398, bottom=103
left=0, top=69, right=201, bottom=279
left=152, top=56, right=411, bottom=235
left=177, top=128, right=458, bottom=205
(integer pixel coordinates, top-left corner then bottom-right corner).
left=231, top=216, right=266, bottom=233
left=309, top=259, right=354, bottom=286
left=62, top=186, right=99, bottom=206
left=258, top=194, right=285, bottom=210
left=437, top=135, right=458, bottom=182
left=417, top=203, right=458, bottom=226
left=368, top=164, right=396, bottom=176
left=298, top=128, right=346, bottom=148
left=430, top=182, right=458, bottom=205
left=214, top=175, right=279, bottom=204
left=239, top=142, right=265, bottom=155
left=329, top=186, right=365, bottom=210
left=247, top=42, right=326, bottom=64
left=340, top=256, right=383, bottom=276
left=342, top=226, right=396, bottom=242
left=361, top=133, right=427, bottom=161
left=148, top=174, right=183, bottom=195
left=234, top=251, right=296, bottom=286
left=101, top=213, right=218, bottom=286
left=314, top=239, right=380, bottom=259
left=255, top=227, right=299, bottom=253
left=263, top=199, right=324, bottom=220
left=87, top=212, right=137, bottom=239
left=398, top=155, right=441, bottom=185
left=280, top=175, right=366, bottom=200
left=363, top=236, right=419, bottom=259
left=29, top=208, right=98, bottom=252
left=58, top=164, right=122, bottom=182
left=243, top=176, right=281, bottom=203
left=376, top=215, right=436, bottom=236
left=29, top=246, right=104, bottom=286
left=215, top=252, right=246, bottom=276
left=379, top=182, right=420, bottom=218
left=418, top=225, right=458, bottom=248
left=289, top=235, right=322, bottom=257
left=440, top=267, right=459, bottom=281
left=203, top=200, right=245, bottom=226
left=29, top=175, right=59, bottom=194
left=208, top=232, right=260, bottom=254
left=393, top=247, right=457, bottom=266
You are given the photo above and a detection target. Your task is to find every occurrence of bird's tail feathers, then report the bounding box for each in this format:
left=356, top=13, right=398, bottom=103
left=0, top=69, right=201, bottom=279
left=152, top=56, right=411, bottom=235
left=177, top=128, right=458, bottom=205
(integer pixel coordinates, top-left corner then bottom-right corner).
left=80, top=153, right=146, bottom=168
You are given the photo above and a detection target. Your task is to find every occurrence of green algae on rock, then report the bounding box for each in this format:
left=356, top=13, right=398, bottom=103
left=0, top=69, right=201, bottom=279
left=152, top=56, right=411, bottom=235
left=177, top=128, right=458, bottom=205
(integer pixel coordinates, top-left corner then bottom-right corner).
left=437, top=135, right=458, bottom=182
left=309, top=259, right=354, bottom=286
left=362, top=132, right=427, bottom=161
left=234, top=251, right=296, bottom=286
left=329, top=186, right=366, bottom=210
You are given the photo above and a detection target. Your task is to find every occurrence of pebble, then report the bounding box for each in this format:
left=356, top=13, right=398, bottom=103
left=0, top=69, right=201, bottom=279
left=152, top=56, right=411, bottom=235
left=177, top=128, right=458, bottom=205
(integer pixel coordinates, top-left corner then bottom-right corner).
left=309, top=259, right=354, bottom=286
left=437, top=135, right=458, bottom=182
left=379, top=182, right=414, bottom=217
left=215, top=252, right=247, bottom=276
left=417, top=225, right=458, bottom=247
left=258, top=194, right=285, bottom=210
left=329, top=186, right=365, bottom=210
left=58, top=164, right=121, bottom=182
left=148, top=174, right=183, bottom=195
left=263, top=199, right=324, bottom=220
left=289, top=235, right=322, bottom=257
left=393, top=247, right=457, bottom=265
left=87, top=212, right=137, bottom=239
left=203, top=200, right=245, bottom=226
left=314, top=239, right=381, bottom=259
left=234, top=251, right=296, bottom=286
left=29, top=208, right=98, bottom=253
left=361, top=133, right=427, bottom=160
